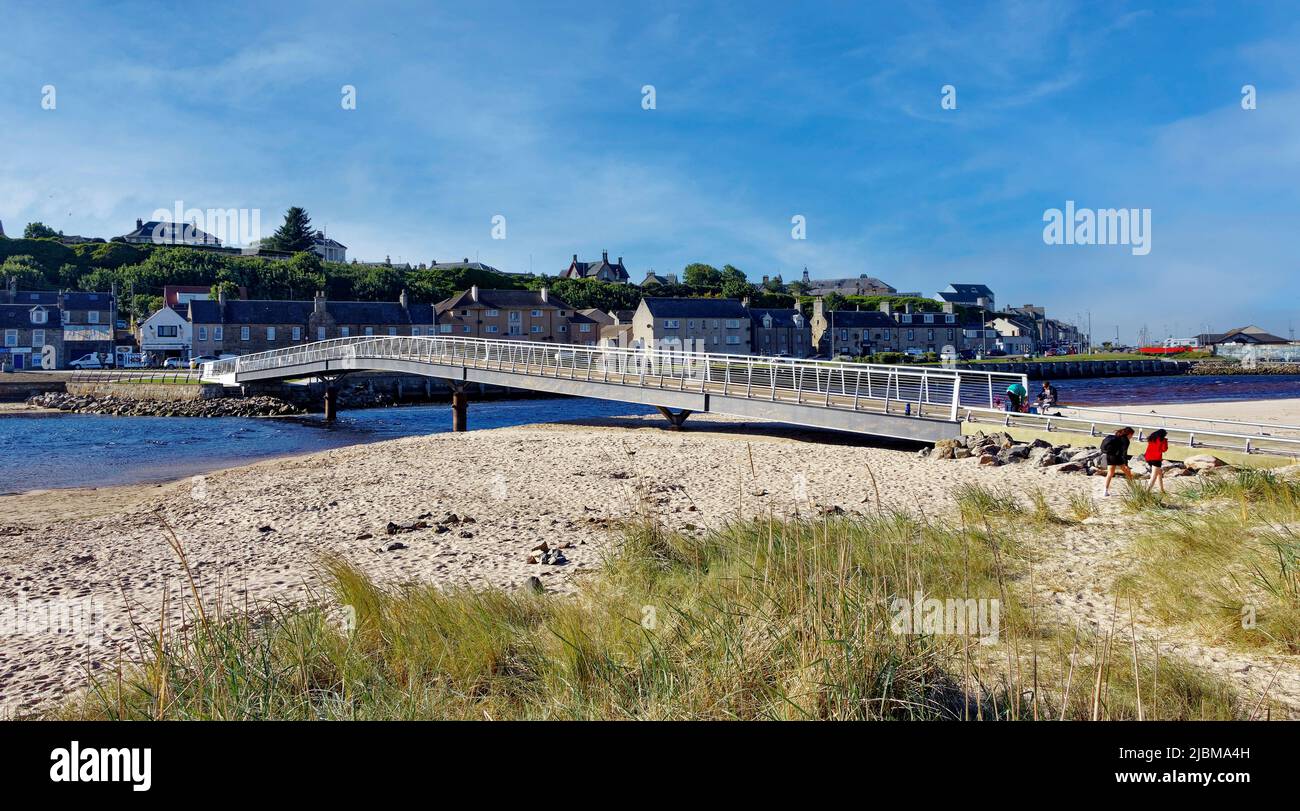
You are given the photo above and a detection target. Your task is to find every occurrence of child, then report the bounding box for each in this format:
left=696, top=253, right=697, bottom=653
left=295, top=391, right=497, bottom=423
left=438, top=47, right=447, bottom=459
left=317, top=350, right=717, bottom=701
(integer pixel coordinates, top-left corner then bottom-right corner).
left=1100, top=426, right=1136, bottom=497
left=1144, top=428, right=1169, bottom=494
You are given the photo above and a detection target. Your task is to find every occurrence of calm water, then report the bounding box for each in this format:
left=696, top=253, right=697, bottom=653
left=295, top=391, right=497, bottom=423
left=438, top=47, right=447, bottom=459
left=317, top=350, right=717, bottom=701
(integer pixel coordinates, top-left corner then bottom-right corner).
left=3, top=374, right=1299, bottom=493
left=0, top=398, right=656, bottom=494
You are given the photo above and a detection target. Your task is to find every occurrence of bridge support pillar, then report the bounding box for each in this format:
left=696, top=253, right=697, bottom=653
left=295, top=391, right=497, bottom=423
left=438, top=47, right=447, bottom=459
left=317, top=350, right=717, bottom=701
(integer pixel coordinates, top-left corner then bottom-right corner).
left=655, top=406, right=693, bottom=430
left=451, top=385, right=469, bottom=432
left=323, top=385, right=339, bottom=422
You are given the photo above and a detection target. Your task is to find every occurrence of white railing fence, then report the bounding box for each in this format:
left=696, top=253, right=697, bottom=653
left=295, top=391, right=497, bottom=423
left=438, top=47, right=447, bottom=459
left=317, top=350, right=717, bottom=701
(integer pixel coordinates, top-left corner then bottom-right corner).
left=204, top=335, right=1028, bottom=419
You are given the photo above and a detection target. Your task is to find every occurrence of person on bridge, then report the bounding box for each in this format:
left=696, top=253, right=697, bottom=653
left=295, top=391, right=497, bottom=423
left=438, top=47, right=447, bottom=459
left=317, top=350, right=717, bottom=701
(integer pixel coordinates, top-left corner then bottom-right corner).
left=1100, top=426, right=1136, bottom=497
left=1036, top=381, right=1059, bottom=410
left=1143, top=428, right=1170, bottom=494
left=1005, top=381, right=1027, bottom=412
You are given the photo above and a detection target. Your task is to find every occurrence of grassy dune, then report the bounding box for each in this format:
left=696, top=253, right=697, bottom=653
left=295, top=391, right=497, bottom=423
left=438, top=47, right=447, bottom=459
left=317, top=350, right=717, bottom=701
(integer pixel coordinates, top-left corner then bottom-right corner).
left=53, top=481, right=1262, bottom=721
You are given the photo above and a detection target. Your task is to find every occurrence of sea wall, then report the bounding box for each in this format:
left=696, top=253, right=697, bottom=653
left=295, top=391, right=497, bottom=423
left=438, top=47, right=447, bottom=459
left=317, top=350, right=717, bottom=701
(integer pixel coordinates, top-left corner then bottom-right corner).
left=66, top=381, right=225, bottom=401
left=955, top=359, right=1191, bottom=380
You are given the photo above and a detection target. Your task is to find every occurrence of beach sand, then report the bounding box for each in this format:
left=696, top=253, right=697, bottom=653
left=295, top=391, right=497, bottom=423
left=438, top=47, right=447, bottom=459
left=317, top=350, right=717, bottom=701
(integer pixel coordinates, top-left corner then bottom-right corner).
left=2, top=407, right=1299, bottom=717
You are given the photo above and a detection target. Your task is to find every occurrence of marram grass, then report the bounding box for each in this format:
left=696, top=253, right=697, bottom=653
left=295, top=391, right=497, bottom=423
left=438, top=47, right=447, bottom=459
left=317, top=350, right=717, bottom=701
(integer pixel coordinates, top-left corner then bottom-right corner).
left=55, top=502, right=1254, bottom=720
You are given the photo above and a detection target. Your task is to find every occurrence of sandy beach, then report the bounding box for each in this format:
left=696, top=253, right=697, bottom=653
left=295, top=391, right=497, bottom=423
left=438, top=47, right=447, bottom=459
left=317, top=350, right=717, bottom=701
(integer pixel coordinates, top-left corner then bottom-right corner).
left=3, top=405, right=1300, bottom=717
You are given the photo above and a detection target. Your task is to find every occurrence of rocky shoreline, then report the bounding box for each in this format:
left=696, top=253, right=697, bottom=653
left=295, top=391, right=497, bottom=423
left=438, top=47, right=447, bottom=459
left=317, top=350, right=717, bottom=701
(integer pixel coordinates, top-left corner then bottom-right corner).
left=26, top=391, right=304, bottom=418
left=922, top=430, right=1228, bottom=477
left=1188, top=362, right=1300, bottom=376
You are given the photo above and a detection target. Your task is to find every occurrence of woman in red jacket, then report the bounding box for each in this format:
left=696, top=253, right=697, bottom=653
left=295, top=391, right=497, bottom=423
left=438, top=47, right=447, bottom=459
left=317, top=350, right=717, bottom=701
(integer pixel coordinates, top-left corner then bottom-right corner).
left=1144, top=429, right=1170, bottom=494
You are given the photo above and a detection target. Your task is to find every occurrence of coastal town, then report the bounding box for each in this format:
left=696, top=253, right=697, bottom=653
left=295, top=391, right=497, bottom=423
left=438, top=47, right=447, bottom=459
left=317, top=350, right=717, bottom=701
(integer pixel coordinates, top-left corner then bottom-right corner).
left=2, top=213, right=1292, bottom=376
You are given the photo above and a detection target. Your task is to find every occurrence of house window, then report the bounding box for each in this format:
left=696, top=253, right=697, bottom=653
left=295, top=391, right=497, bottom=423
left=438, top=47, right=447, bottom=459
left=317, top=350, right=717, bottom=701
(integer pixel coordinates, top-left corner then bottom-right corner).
left=839, top=329, right=847, bottom=341
left=158, top=325, right=178, bottom=338
left=486, top=325, right=498, bottom=334
left=558, top=310, right=567, bottom=316
left=688, top=320, right=696, bottom=330
left=579, top=324, right=591, bottom=333
left=267, top=327, right=276, bottom=341
left=726, top=319, right=740, bottom=329
left=947, top=329, right=955, bottom=340
left=902, top=314, right=912, bottom=323
left=31, top=309, right=47, bottom=324
left=317, top=327, right=326, bottom=340
left=364, top=327, right=374, bottom=336
left=341, top=327, right=350, bottom=337
left=3, top=330, right=15, bottom=347
left=440, top=325, right=453, bottom=334
left=509, top=312, right=520, bottom=322
left=924, top=314, right=934, bottom=324
left=663, top=319, right=680, bottom=329
left=463, top=325, right=471, bottom=333
left=486, top=309, right=499, bottom=317
left=726, top=335, right=740, bottom=345
left=712, top=320, right=719, bottom=328
left=214, top=327, right=223, bottom=341
left=531, top=309, right=542, bottom=317
left=557, top=325, right=567, bottom=333
left=907, top=330, right=915, bottom=341
left=530, top=325, right=541, bottom=333
left=198, top=327, right=208, bottom=341
left=88, top=311, right=99, bottom=324
left=241, top=326, right=250, bottom=341
left=32, top=329, right=45, bottom=347
left=412, top=328, right=421, bottom=336
left=388, top=328, right=397, bottom=336
left=945, top=314, right=955, bottom=323
left=292, top=327, right=301, bottom=341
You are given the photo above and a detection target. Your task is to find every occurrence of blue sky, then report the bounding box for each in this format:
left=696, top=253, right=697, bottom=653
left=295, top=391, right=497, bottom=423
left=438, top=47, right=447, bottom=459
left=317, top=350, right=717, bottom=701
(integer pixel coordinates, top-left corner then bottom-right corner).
left=1, top=0, right=1297, bottom=342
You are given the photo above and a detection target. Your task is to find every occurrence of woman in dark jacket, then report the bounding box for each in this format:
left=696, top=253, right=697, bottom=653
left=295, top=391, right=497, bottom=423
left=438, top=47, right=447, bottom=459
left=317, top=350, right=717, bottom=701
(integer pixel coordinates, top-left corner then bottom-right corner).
left=1101, top=426, right=1136, bottom=497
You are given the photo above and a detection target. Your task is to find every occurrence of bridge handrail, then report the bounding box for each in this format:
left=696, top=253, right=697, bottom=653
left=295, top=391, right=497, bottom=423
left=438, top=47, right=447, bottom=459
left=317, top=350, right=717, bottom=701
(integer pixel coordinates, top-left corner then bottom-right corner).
left=962, top=406, right=1300, bottom=457
left=1055, top=404, right=1300, bottom=437
left=203, top=335, right=1029, bottom=415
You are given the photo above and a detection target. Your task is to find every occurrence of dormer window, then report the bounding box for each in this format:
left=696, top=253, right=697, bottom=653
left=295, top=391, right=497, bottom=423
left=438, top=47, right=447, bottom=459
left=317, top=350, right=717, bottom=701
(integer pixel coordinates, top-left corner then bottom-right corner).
left=762, top=314, right=773, bottom=329
left=30, top=307, right=47, bottom=325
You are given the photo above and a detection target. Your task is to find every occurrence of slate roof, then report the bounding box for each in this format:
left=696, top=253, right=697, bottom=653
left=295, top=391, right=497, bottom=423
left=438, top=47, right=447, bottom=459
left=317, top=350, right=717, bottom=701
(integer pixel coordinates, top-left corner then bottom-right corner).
left=0, top=303, right=60, bottom=328
left=120, top=220, right=222, bottom=245
left=749, top=308, right=807, bottom=329
left=62, top=292, right=113, bottom=310
left=188, top=299, right=434, bottom=325
left=565, top=252, right=630, bottom=282
left=640, top=297, right=749, bottom=319
left=436, top=289, right=574, bottom=313
left=822, top=310, right=897, bottom=329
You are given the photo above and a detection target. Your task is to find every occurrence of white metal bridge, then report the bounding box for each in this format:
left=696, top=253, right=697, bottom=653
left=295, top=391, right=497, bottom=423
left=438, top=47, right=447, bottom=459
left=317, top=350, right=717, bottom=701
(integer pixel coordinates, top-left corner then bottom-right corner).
left=201, top=335, right=1027, bottom=441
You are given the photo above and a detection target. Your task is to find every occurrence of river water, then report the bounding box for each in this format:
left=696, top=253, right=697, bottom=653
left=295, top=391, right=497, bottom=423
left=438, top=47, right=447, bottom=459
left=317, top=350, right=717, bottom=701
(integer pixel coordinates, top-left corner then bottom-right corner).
left=3, top=374, right=1299, bottom=494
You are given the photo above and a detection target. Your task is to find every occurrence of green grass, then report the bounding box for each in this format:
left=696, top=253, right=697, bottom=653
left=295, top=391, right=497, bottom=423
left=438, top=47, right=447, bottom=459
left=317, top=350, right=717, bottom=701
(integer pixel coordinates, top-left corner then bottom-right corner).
left=1118, top=469, right=1300, bottom=653
left=50, top=494, right=1258, bottom=721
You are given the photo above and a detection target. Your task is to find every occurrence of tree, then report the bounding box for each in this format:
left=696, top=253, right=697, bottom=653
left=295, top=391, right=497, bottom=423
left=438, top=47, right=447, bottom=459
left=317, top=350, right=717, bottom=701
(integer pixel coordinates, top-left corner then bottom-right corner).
left=265, top=207, right=316, bottom=253
left=1, top=255, right=49, bottom=289
left=682, top=263, right=721, bottom=288
left=210, top=280, right=240, bottom=301
left=23, top=222, right=60, bottom=239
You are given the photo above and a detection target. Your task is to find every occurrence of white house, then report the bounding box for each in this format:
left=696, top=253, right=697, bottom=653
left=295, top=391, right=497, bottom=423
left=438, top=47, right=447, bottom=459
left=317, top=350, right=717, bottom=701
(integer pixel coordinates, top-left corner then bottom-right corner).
left=138, top=307, right=192, bottom=362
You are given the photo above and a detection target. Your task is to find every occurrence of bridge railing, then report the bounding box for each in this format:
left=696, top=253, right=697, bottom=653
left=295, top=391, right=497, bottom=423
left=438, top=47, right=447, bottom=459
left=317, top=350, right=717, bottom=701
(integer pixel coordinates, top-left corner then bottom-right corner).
left=204, top=335, right=1028, bottom=419
left=962, top=406, right=1300, bottom=458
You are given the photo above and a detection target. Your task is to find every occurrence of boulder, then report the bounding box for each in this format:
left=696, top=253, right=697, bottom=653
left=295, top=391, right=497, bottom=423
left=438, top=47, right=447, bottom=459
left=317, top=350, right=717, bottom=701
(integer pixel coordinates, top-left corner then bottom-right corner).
left=978, top=453, right=1001, bottom=466
left=953, top=447, right=973, bottom=459
left=1184, top=454, right=1227, bottom=471
left=1055, top=462, right=1085, bottom=473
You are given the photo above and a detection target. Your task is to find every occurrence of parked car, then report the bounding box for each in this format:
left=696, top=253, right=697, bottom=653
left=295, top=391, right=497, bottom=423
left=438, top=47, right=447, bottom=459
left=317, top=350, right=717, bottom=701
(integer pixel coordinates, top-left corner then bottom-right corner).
left=68, top=353, right=109, bottom=370
left=163, top=357, right=185, bottom=369
left=904, top=347, right=926, bottom=357
left=957, top=349, right=977, bottom=360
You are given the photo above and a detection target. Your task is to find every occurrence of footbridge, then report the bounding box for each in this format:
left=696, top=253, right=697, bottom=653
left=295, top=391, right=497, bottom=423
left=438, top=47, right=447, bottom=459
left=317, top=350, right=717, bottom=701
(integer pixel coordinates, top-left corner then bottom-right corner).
left=200, top=336, right=1027, bottom=442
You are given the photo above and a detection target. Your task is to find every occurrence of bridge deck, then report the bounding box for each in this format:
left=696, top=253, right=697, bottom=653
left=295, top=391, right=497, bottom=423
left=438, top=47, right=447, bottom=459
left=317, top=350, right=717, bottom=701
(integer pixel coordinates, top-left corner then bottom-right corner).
left=202, top=336, right=1029, bottom=443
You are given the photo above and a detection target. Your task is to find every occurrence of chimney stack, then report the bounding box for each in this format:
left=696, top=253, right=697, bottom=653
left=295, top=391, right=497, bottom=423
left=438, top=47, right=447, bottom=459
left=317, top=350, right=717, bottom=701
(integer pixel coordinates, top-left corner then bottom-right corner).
left=878, top=301, right=891, bottom=314
left=540, top=287, right=548, bottom=303
left=813, top=297, right=825, bottom=318
left=941, top=302, right=954, bottom=314
left=616, top=256, right=622, bottom=266
left=313, top=290, right=325, bottom=314
left=572, top=254, right=578, bottom=263
left=399, top=289, right=409, bottom=309
left=470, top=285, right=479, bottom=303
left=136, top=218, right=143, bottom=229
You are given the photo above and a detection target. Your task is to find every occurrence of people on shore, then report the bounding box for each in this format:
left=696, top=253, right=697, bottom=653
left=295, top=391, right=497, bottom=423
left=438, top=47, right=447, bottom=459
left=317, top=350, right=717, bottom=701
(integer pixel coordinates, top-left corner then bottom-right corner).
left=1101, top=426, right=1136, bottom=496
left=1005, top=381, right=1027, bottom=412
left=1036, top=381, right=1059, bottom=409
left=1144, top=428, right=1169, bottom=494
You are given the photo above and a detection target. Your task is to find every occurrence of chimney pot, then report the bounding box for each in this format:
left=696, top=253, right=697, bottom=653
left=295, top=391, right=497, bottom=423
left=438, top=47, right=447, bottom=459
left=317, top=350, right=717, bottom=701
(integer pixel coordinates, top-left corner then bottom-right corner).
left=136, top=218, right=143, bottom=229
left=602, top=250, right=608, bottom=262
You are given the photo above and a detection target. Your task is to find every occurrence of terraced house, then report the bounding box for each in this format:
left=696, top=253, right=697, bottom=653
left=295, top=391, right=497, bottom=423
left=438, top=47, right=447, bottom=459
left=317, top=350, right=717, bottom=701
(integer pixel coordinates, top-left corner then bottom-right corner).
left=434, top=287, right=598, bottom=343
left=0, top=283, right=115, bottom=366
left=0, top=300, right=61, bottom=370
left=632, top=297, right=752, bottom=353
left=187, top=290, right=435, bottom=356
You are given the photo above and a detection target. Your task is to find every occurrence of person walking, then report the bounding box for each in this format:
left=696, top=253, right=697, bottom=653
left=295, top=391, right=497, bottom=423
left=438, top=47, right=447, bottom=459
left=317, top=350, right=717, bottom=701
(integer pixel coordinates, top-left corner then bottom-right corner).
left=1144, top=428, right=1170, bottom=494
left=1005, top=381, right=1027, bottom=412
left=1101, top=426, right=1136, bottom=496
